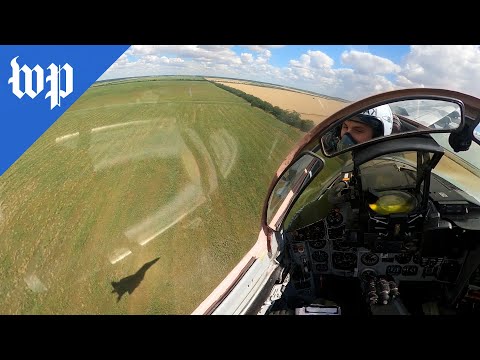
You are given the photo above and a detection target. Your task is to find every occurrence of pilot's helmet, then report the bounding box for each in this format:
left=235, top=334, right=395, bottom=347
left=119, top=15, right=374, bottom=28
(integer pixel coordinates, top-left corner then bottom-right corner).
left=350, top=104, right=394, bottom=138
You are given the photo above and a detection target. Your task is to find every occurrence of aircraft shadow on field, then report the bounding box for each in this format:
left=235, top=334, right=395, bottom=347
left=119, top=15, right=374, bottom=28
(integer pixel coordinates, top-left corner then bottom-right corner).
left=111, top=257, right=160, bottom=302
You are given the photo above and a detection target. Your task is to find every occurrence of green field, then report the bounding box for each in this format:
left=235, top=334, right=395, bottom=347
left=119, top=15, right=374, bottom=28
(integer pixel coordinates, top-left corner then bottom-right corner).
left=0, top=80, right=303, bottom=314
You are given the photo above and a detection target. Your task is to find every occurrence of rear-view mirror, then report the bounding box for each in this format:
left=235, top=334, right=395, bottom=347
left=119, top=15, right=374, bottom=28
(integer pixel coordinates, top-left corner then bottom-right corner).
left=321, top=97, right=464, bottom=156
left=474, top=123, right=480, bottom=143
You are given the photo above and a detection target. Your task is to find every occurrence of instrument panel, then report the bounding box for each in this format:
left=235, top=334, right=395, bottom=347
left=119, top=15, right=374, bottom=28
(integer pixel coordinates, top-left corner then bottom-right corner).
left=287, top=207, right=463, bottom=283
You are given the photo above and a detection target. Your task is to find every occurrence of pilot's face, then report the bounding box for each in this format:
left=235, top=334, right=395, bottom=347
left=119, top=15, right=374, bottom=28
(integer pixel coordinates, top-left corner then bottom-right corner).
left=340, top=119, right=374, bottom=144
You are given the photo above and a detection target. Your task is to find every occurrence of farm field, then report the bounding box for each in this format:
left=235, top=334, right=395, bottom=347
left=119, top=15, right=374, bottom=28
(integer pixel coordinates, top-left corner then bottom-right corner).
left=206, top=78, right=350, bottom=124
left=0, top=79, right=304, bottom=314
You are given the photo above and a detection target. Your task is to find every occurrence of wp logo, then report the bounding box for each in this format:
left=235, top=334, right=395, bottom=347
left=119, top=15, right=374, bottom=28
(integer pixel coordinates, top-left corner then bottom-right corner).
left=8, top=56, right=73, bottom=110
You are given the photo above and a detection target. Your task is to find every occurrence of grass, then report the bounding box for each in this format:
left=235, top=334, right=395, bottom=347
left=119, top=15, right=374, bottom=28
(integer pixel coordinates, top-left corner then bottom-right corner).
left=0, top=80, right=303, bottom=314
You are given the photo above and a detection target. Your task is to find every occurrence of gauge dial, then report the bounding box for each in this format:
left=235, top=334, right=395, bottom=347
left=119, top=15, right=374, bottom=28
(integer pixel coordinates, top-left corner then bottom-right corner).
left=309, top=239, right=326, bottom=249
left=361, top=252, right=379, bottom=266
left=327, top=209, right=343, bottom=227
left=413, top=254, right=429, bottom=267
left=332, top=239, right=352, bottom=251
left=395, top=253, right=412, bottom=264
left=360, top=268, right=377, bottom=281
left=312, top=250, right=328, bottom=263
left=312, top=223, right=326, bottom=238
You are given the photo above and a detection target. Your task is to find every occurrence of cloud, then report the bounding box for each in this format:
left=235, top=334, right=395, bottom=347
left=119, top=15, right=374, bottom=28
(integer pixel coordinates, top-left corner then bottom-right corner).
left=240, top=53, right=254, bottom=64
left=158, top=56, right=184, bottom=64
left=289, top=51, right=334, bottom=70
left=126, top=45, right=240, bottom=65
left=341, top=50, right=401, bottom=75
left=307, top=51, right=334, bottom=69
left=289, top=54, right=310, bottom=68
left=255, top=49, right=271, bottom=64
left=333, top=72, right=397, bottom=100
left=398, top=45, right=480, bottom=96
left=103, top=45, right=277, bottom=81
left=101, top=45, right=480, bottom=101
left=287, top=51, right=335, bottom=84
left=245, top=45, right=284, bottom=52
left=395, top=75, right=416, bottom=88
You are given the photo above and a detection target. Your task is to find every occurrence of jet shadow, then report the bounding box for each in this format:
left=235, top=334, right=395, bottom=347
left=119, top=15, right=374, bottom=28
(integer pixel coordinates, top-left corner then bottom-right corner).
left=111, top=257, right=160, bottom=302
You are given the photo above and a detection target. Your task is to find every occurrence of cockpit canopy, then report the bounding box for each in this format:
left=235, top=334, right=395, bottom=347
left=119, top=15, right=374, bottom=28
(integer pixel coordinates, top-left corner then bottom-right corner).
left=264, top=89, right=480, bottom=233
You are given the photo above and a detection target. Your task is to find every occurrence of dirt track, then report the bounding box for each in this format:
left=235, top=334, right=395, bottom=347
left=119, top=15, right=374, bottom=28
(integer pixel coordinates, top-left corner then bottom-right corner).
left=207, top=79, right=350, bottom=125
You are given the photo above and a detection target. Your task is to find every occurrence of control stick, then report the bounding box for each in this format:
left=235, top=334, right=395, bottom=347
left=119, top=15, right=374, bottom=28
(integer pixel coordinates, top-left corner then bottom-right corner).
left=377, top=278, right=391, bottom=305
left=389, top=280, right=400, bottom=298
left=366, top=278, right=378, bottom=305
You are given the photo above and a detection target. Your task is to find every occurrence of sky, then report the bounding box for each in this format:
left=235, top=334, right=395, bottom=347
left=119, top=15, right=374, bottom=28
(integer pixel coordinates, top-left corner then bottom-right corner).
left=100, top=45, right=480, bottom=102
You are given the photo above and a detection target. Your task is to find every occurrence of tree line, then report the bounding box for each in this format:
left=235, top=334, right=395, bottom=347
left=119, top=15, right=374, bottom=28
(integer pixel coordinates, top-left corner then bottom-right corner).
left=212, top=82, right=315, bottom=132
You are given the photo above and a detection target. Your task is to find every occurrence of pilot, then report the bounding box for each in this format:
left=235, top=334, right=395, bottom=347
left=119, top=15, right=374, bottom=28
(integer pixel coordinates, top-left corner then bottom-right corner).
left=336, top=104, right=400, bottom=151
